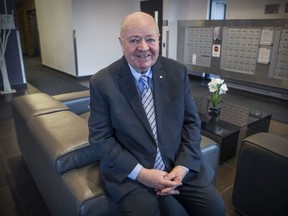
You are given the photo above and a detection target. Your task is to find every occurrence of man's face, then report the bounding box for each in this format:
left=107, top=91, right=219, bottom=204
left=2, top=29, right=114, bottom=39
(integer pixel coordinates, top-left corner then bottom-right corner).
left=119, top=15, right=160, bottom=73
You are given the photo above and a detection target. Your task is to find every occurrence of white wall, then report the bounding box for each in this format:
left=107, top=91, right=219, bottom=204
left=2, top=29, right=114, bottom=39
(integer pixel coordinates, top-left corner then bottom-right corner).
left=35, top=0, right=288, bottom=77
left=35, top=0, right=210, bottom=77
left=226, top=0, right=288, bottom=19
left=35, top=0, right=76, bottom=76
left=35, top=0, right=140, bottom=77
left=72, top=0, right=140, bottom=76
left=163, top=0, right=210, bottom=60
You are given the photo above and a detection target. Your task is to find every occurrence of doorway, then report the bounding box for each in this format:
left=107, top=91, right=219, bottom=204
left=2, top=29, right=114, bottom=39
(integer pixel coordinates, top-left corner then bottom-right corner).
left=140, top=0, right=163, bottom=55
left=27, top=9, right=40, bottom=57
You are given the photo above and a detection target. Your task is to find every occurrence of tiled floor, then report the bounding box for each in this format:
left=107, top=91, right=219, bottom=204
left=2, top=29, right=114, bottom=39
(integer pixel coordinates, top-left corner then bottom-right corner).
left=0, top=66, right=287, bottom=215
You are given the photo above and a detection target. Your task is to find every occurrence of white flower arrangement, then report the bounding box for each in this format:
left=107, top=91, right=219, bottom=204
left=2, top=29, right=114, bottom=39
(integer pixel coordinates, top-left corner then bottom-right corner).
left=208, top=77, right=228, bottom=108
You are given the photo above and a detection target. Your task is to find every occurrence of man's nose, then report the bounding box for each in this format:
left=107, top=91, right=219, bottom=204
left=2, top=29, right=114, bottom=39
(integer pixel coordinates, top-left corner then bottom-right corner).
left=138, top=39, right=149, bottom=51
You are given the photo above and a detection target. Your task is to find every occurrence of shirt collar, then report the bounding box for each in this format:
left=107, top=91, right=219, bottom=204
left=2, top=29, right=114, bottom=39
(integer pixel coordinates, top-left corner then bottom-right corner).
left=128, top=64, right=152, bottom=83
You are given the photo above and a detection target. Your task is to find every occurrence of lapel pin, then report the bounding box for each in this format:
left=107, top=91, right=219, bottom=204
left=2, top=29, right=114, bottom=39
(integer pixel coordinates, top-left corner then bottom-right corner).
left=159, top=75, right=163, bottom=79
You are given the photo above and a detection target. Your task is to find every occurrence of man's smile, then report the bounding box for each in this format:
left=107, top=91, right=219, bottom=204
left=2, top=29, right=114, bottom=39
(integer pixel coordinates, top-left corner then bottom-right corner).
left=135, top=53, right=151, bottom=59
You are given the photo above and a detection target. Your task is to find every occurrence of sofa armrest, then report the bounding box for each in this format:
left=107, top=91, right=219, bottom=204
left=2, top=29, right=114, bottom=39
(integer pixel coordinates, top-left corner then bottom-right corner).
left=200, top=135, right=220, bottom=173
left=12, top=93, right=69, bottom=160
left=53, top=90, right=90, bottom=115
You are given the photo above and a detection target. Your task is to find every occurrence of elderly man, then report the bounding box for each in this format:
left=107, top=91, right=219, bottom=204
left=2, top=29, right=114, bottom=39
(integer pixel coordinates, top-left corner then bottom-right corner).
left=88, top=11, right=225, bottom=216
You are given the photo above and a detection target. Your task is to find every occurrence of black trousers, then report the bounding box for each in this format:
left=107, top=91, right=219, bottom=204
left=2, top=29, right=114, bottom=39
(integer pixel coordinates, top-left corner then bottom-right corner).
left=118, top=182, right=225, bottom=216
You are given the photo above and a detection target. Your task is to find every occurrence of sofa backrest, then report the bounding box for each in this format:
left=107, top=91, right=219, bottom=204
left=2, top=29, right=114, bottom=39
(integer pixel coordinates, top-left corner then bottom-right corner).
left=12, top=92, right=99, bottom=174
left=53, top=90, right=90, bottom=115
left=26, top=110, right=100, bottom=174
left=12, top=93, right=69, bottom=159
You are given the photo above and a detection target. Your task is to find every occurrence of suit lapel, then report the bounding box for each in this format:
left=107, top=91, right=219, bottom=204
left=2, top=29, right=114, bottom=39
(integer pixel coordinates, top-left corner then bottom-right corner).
left=151, top=60, right=167, bottom=142
left=117, top=58, right=155, bottom=139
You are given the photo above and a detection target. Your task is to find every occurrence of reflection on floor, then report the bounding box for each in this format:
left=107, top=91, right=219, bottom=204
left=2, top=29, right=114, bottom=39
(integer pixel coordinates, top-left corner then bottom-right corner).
left=0, top=69, right=287, bottom=216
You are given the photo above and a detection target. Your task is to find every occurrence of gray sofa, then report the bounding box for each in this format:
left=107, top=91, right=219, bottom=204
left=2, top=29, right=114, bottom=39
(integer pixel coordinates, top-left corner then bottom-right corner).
left=12, top=91, right=220, bottom=216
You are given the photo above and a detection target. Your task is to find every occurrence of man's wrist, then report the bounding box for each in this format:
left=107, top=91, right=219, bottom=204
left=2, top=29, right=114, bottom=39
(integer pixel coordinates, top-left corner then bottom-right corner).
left=177, top=165, right=189, bottom=174
left=128, top=163, right=143, bottom=180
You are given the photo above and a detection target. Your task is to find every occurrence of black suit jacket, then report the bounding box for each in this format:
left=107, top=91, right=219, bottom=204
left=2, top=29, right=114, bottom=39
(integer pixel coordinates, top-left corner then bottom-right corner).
left=88, top=56, right=214, bottom=201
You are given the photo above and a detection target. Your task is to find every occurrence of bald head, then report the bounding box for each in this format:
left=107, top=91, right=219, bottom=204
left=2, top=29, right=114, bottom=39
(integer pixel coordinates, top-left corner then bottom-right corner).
left=120, top=12, right=159, bottom=38
left=118, top=11, right=160, bottom=73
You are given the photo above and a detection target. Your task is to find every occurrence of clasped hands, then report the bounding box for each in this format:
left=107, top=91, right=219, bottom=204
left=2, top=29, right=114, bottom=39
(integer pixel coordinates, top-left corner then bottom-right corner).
left=137, top=166, right=188, bottom=196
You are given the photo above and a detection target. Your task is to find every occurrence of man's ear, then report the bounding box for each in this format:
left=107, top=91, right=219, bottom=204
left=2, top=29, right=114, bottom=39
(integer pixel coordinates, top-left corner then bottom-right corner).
left=118, top=37, right=123, bottom=45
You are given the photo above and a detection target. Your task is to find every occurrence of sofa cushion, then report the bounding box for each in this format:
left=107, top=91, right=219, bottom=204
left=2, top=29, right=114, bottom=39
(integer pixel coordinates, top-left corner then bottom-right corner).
left=62, top=163, right=122, bottom=216
left=27, top=111, right=100, bottom=174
